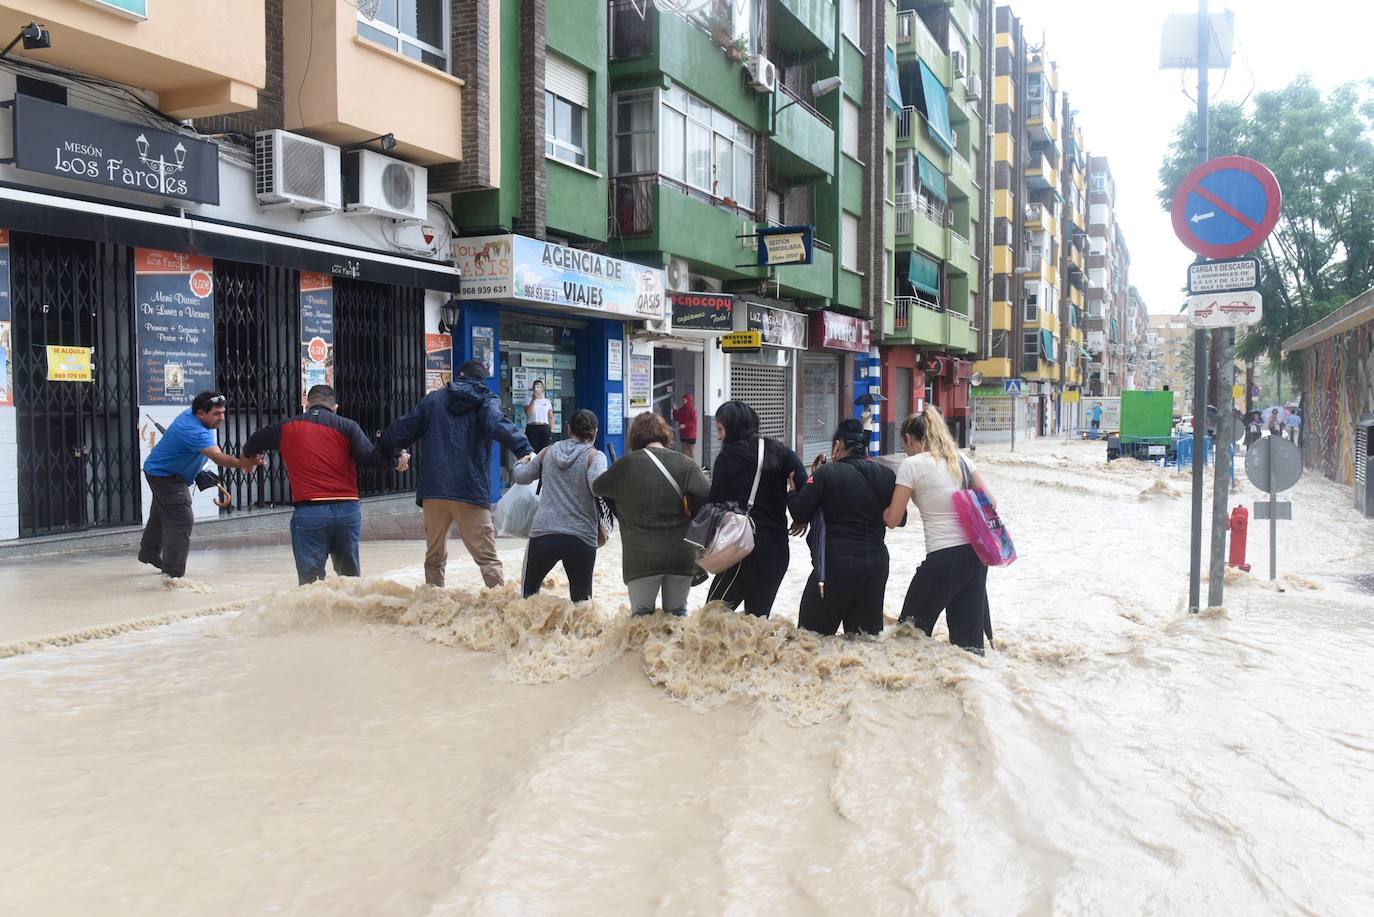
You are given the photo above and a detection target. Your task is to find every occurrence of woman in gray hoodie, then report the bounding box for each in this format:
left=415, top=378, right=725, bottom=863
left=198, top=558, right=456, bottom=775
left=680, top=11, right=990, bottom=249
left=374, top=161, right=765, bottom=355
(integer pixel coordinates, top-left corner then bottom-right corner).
left=512, top=409, right=607, bottom=602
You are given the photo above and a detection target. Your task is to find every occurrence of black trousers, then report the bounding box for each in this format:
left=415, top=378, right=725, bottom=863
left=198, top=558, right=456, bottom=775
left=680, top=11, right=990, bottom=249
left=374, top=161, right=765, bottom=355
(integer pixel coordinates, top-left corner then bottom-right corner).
left=139, top=474, right=195, bottom=578
left=707, top=534, right=790, bottom=617
left=900, top=543, right=990, bottom=651
left=526, top=423, right=551, bottom=452
left=798, top=548, right=889, bottom=636
left=522, top=533, right=597, bottom=602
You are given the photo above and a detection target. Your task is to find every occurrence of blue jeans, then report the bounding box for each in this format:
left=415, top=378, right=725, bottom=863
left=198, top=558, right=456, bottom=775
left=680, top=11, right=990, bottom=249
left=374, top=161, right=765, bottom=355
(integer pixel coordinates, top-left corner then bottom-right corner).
left=290, top=502, right=363, bottom=586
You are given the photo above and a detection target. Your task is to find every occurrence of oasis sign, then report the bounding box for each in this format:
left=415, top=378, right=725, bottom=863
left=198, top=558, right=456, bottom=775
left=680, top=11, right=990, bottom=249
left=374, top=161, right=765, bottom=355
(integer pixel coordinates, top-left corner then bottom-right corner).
left=12, top=94, right=220, bottom=205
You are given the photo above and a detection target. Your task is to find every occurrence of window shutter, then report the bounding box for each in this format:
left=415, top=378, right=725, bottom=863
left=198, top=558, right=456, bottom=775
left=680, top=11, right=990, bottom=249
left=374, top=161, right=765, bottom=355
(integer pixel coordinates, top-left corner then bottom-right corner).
left=766, top=190, right=783, bottom=225
left=842, top=100, right=860, bottom=159
left=546, top=54, right=589, bottom=108
left=842, top=212, right=860, bottom=272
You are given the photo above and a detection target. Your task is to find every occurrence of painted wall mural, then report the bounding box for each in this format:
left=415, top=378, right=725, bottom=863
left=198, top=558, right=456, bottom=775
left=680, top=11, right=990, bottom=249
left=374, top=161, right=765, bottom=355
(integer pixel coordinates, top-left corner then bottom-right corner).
left=1302, top=320, right=1374, bottom=485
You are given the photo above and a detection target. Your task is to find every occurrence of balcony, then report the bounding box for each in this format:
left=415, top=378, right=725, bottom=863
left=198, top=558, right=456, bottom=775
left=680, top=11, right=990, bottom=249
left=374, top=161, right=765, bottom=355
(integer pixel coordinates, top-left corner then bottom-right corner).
left=0, top=1, right=265, bottom=118
left=1026, top=151, right=1055, bottom=190
left=891, top=297, right=974, bottom=353
left=990, top=300, right=1013, bottom=331
left=992, top=244, right=1013, bottom=275
left=948, top=149, right=978, bottom=207
left=285, top=0, right=462, bottom=163
left=612, top=173, right=756, bottom=271
left=774, top=0, right=835, bottom=53
left=995, top=131, right=1015, bottom=165
left=948, top=229, right=974, bottom=277
left=773, top=83, right=835, bottom=177
left=1026, top=99, right=1058, bottom=144
left=896, top=10, right=951, bottom=86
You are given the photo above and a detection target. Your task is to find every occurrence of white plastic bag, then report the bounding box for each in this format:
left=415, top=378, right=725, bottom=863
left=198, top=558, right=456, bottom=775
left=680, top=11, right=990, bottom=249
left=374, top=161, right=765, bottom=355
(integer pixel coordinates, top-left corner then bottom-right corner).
left=492, top=482, right=540, bottom=538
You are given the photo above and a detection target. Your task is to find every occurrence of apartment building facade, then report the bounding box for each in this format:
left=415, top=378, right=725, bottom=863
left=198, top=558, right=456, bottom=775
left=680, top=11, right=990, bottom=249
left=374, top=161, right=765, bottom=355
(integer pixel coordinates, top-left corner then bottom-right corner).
left=882, top=0, right=989, bottom=449
left=1085, top=154, right=1132, bottom=396
left=1150, top=312, right=1191, bottom=414
left=0, top=0, right=470, bottom=542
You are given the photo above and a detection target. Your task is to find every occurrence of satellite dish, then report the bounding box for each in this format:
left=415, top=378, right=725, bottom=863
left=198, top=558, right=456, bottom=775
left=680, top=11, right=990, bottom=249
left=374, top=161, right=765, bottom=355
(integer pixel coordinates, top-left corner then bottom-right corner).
left=969, top=371, right=984, bottom=387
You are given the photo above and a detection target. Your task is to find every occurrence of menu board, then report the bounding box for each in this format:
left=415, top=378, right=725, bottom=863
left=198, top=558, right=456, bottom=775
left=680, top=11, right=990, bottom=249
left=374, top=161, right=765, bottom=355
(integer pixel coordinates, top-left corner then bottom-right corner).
left=300, top=272, right=334, bottom=406
left=426, top=333, right=453, bottom=391
left=135, top=249, right=215, bottom=404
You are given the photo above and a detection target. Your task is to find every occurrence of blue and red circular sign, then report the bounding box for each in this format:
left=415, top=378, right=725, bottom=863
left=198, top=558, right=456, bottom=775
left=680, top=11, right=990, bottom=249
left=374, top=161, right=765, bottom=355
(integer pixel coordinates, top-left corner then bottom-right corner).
left=1171, top=156, right=1281, bottom=259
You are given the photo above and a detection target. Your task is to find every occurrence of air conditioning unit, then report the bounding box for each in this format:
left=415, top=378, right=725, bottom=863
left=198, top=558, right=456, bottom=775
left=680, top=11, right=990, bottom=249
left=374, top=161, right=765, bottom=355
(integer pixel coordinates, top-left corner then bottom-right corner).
left=746, top=54, right=777, bottom=94
left=343, top=149, right=428, bottom=222
left=951, top=129, right=959, bottom=150
left=667, top=257, right=690, bottom=291
left=965, top=73, right=983, bottom=101
left=255, top=130, right=341, bottom=212
left=952, top=50, right=967, bottom=79
left=641, top=312, right=672, bottom=335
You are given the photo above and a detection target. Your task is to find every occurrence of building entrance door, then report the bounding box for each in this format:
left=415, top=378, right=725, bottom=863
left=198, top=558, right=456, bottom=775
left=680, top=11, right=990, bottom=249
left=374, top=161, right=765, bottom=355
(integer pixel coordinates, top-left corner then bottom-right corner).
left=11, top=234, right=141, bottom=537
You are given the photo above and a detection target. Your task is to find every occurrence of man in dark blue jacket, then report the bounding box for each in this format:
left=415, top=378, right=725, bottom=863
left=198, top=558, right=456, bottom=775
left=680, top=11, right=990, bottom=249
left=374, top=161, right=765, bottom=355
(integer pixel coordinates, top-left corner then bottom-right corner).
left=382, top=360, right=533, bottom=587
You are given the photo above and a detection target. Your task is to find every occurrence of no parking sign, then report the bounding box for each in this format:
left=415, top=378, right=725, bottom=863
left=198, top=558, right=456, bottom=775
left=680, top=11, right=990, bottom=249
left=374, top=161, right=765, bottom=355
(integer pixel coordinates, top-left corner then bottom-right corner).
left=1171, top=156, right=1281, bottom=259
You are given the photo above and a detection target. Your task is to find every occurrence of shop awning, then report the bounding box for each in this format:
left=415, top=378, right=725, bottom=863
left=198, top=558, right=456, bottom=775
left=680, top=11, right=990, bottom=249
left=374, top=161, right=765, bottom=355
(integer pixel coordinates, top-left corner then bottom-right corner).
left=917, top=153, right=947, bottom=202
left=917, top=61, right=954, bottom=153
left=0, top=185, right=463, bottom=292
left=908, top=252, right=940, bottom=297
left=1041, top=330, right=1056, bottom=361
left=885, top=48, right=904, bottom=112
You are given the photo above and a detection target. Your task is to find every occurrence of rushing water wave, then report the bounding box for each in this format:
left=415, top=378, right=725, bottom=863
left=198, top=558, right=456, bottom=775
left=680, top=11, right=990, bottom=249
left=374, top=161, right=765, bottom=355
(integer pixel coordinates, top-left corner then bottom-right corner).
left=2, top=441, right=1371, bottom=915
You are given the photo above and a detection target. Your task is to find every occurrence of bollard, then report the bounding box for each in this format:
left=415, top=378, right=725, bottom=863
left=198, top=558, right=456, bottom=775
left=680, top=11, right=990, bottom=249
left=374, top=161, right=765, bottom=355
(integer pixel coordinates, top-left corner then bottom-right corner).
left=1226, top=505, right=1251, bottom=572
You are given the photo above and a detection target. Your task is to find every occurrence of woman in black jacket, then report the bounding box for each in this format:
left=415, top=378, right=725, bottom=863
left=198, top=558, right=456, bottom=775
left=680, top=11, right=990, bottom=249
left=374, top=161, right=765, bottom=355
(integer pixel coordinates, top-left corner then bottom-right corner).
left=705, top=401, right=807, bottom=617
left=787, top=419, right=899, bottom=636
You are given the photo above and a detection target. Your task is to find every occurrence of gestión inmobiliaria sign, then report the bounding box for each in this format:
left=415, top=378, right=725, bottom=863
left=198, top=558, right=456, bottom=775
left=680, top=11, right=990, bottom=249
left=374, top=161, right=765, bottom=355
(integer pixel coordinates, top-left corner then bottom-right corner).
left=11, top=94, right=220, bottom=205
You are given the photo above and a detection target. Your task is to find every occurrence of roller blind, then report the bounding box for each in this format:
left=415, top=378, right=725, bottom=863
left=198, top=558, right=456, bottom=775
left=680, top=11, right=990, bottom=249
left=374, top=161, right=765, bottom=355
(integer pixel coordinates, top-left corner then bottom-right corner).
left=546, top=53, right=589, bottom=108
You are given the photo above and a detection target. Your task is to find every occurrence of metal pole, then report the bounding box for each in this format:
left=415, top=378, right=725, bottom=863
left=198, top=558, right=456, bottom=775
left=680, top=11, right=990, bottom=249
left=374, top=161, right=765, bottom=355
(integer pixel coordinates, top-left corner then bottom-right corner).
left=1188, top=0, right=1210, bottom=613
left=1268, top=435, right=1278, bottom=580
left=1207, top=329, right=1234, bottom=606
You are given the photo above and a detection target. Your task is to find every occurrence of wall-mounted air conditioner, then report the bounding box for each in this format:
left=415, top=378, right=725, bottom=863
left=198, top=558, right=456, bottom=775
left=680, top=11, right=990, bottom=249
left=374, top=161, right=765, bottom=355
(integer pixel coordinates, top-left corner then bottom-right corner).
left=952, top=50, right=967, bottom=79
left=667, top=257, right=690, bottom=291
left=965, top=73, right=983, bottom=101
left=255, top=130, right=341, bottom=212
left=747, top=55, right=777, bottom=94
left=343, top=149, right=428, bottom=222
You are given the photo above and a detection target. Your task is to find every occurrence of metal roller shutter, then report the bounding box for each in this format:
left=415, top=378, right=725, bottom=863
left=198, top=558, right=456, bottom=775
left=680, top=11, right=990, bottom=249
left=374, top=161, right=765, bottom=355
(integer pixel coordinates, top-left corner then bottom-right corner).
left=889, top=366, right=912, bottom=453
left=546, top=54, right=589, bottom=108
left=729, top=361, right=791, bottom=443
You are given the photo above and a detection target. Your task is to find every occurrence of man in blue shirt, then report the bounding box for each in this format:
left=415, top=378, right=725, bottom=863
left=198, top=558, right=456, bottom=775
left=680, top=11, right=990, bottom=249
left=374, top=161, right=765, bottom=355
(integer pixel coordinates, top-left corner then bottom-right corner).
left=140, top=390, right=262, bottom=578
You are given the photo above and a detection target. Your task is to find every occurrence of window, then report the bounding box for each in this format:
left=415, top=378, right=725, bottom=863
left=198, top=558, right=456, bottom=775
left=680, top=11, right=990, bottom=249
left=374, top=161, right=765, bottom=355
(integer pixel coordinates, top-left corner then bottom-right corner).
left=546, top=92, right=587, bottom=166
left=1090, top=173, right=1107, bottom=193
left=623, top=85, right=753, bottom=212
left=546, top=55, right=590, bottom=168
left=842, top=212, right=861, bottom=273
left=843, top=0, right=861, bottom=47
left=842, top=99, right=861, bottom=160
left=356, top=0, right=449, bottom=70
left=1024, top=289, right=1038, bottom=322
left=1022, top=332, right=1041, bottom=373
left=687, top=0, right=756, bottom=55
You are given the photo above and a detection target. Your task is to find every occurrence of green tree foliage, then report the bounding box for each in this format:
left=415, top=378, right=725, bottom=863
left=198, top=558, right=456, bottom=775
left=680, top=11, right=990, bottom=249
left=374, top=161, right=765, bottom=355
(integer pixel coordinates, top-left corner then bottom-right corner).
left=1157, top=76, right=1374, bottom=371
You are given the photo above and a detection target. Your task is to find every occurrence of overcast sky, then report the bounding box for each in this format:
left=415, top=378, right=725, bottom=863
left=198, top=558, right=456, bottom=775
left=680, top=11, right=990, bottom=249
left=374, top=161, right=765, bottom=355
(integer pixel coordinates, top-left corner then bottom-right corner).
left=1006, top=0, right=1374, bottom=318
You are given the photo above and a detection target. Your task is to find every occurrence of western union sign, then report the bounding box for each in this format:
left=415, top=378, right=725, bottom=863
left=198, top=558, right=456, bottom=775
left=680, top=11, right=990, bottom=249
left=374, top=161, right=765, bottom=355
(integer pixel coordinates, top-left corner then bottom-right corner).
left=719, top=331, right=763, bottom=352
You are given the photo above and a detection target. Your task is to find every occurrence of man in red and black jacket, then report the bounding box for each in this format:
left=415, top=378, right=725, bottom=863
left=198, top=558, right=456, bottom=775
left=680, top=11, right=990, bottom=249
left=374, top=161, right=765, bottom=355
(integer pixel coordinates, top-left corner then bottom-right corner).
left=244, top=384, right=409, bottom=585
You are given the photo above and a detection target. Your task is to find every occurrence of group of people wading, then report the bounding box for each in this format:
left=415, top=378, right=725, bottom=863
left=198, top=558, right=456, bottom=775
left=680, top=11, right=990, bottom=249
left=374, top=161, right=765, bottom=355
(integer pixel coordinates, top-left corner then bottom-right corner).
left=139, top=361, right=996, bottom=654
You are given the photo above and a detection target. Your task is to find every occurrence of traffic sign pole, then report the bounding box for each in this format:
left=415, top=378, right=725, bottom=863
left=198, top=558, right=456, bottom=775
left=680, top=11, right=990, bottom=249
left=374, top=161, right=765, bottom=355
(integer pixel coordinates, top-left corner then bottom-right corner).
left=1188, top=0, right=1210, bottom=613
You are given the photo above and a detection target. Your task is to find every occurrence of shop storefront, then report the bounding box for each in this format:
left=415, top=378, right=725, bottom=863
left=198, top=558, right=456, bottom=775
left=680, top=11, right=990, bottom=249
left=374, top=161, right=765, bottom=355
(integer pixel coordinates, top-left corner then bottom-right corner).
left=727, top=301, right=806, bottom=447
left=645, top=291, right=735, bottom=465
left=452, top=233, right=668, bottom=494
left=0, top=116, right=461, bottom=544
left=801, top=310, right=871, bottom=461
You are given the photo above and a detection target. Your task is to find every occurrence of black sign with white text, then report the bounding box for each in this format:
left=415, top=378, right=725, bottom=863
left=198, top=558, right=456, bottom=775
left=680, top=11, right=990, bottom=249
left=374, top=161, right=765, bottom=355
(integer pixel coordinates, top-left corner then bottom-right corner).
left=12, top=94, right=220, bottom=205
left=670, top=292, right=733, bottom=332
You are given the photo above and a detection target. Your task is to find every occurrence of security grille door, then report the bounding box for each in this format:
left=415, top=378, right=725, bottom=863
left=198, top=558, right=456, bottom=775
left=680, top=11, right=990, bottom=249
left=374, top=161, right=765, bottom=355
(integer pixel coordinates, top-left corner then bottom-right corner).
left=334, top=279, right=423, bottom=497
left=890, top=367, right=912, bottom=453
left=214, top=261, right=299, bottom=510
left=730, top=362, right=790, bottom=443
left=12, top=235, right=141, bottom=536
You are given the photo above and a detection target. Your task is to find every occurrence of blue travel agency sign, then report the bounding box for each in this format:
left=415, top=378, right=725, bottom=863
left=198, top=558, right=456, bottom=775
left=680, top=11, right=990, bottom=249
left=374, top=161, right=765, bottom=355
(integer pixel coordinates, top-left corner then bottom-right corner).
left=11, top=94, right=220, bottom=205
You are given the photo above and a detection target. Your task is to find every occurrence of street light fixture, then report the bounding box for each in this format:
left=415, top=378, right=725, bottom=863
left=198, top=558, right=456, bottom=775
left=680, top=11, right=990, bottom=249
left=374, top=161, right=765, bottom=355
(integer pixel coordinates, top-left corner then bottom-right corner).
left=0, top=22, right=51, bottom=59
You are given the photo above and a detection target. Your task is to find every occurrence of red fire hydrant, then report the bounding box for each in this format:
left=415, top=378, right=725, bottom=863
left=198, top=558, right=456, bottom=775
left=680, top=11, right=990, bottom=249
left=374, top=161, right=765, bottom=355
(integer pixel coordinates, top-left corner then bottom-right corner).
left=1227, top=505, right=1251, bottom=572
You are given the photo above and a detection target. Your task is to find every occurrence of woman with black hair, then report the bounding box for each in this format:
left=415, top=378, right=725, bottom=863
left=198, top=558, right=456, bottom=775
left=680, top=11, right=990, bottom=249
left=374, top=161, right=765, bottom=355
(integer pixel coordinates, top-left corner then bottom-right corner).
left=512, top=409, right=606, bottom=602
left=787, top=418, right=900, bottom=636
left=704, top=400, right=807, bottom=617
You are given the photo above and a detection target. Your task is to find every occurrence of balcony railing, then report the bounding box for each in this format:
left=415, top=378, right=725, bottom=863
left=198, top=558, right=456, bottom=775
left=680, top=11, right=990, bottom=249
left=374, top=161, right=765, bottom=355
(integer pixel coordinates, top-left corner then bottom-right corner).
left=609, top=0, right=653, bottom=61
left=893, top=190, right=947, bottom=236
left=777, top=81, right=832, bottom=128
left=894, top=295, right=943, bottom=330
left=610, top=172, right=756, bottom=237
left=896, top=10, right=915, bottom=44
left=896, top=105, right=914, bottom=140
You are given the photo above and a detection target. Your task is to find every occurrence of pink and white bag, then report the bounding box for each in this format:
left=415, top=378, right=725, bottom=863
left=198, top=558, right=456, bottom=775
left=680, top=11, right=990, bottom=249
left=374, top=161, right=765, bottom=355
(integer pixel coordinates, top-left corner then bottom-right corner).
left=952, top=458, right=1016, bottom=567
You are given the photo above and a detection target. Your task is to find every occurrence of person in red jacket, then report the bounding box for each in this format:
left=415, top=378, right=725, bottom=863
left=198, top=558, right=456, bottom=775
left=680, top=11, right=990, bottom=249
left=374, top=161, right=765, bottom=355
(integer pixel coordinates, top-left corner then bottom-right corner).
left=672, top=391, right=698, bottom=456
left=243, top=385, right=409, bottom=585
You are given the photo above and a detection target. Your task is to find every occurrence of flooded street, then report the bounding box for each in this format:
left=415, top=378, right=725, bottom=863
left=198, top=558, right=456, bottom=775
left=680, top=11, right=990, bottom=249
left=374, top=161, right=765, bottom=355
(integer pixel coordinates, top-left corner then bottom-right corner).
left=2, top=440, right=1371, bottom=915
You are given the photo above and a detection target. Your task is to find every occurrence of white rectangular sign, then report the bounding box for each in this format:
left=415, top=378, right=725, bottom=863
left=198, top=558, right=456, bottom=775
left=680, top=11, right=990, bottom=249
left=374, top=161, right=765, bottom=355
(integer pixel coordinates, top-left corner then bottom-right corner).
left=1187, top=257, right=1260, bottom=294
left=1188, top=290, right=1263, bottom=329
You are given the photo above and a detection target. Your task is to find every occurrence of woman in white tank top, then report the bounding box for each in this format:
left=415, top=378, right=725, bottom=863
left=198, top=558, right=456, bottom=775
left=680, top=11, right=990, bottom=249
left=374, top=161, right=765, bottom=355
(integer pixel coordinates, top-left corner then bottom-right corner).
left=524, top=379, right=553, bottom=451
